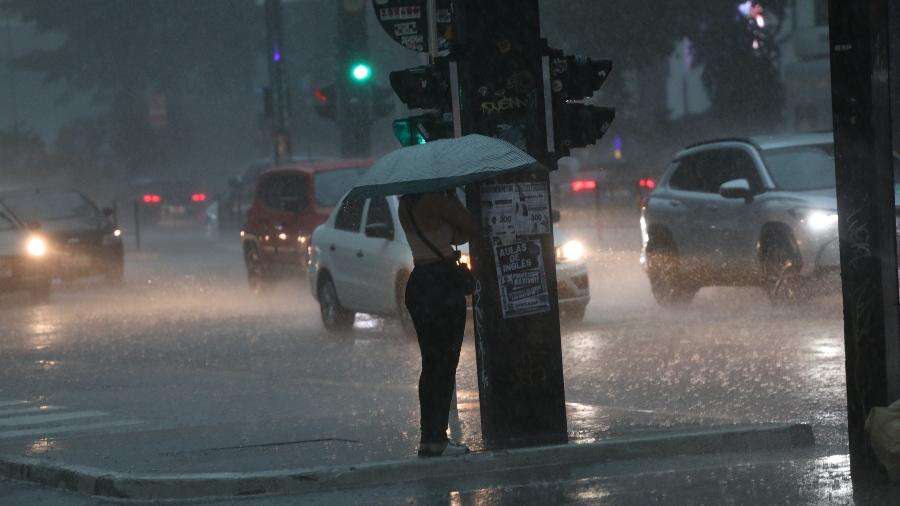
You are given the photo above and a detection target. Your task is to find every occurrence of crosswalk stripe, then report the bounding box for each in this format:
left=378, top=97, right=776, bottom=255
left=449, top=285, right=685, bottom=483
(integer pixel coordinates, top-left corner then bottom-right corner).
left=0, top=410, right=108, bottom=428
left=0, top=401, right=28, bottom=407
left=0, top=419, right=144, bottom=440
left=0, top=406, right=62, bottom=417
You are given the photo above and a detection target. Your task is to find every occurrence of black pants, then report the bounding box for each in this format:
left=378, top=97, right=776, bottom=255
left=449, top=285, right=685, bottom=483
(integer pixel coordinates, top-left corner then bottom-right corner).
left=405, top=261, right=467, bottom=445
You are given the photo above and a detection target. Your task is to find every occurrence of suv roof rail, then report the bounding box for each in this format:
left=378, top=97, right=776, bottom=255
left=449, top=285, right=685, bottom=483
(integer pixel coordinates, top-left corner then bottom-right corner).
left=683, top=137, right=759, bottom=151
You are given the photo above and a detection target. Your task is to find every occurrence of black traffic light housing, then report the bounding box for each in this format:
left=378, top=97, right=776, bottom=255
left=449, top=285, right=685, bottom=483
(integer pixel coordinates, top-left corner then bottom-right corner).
left=547, top=48, right=616, bottom=158
left=389, top=60, right=452, bottom=111
left=313, top=85, right=336, bottom=120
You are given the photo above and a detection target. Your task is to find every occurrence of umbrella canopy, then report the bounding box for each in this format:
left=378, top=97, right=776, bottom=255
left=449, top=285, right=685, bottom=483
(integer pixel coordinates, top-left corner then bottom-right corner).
left=345, top=134, right=541, bottom=200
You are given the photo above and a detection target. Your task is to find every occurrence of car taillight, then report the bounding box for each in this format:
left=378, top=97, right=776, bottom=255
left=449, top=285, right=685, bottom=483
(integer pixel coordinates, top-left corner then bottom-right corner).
left=571, top=180, right=597, bottom=193
left=191, top=193, right=208, bottom=203
left=638, top=178, right=657, bottom=190
left=142, top=194, right=162, bottom=204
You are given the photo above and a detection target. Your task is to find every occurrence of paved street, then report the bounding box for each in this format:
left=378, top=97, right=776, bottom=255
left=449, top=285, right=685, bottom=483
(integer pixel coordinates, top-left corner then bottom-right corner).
left=0, top=224, right=853, bottom=500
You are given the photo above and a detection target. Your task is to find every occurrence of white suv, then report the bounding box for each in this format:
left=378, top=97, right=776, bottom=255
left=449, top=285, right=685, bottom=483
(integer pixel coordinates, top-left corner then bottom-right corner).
left=641, top=133, right=839, bottom=306
left=308, top=194, right=591, bottom=332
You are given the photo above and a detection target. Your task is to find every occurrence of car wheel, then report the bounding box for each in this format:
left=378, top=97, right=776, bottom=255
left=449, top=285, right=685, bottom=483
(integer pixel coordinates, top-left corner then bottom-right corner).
left=646, top=239, right=698, bottom=307
left=318, top=275, right=355, bottom=331
left=244, top=246, right=268, bottom=294
left=763, top=233, right=804, bottom=304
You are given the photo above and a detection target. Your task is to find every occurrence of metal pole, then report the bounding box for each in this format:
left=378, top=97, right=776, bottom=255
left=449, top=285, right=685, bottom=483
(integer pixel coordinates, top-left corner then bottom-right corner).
left=828, top=0, right=900, bottom=474
left=427, top=0, right=438, bottom=61
left=265, top=0, right=292, bottom=163
left=457, top=0, right=567, bottom=449
left=4, top=18, right=19, bottom=128
left=133, top=200, right=141, bottom=251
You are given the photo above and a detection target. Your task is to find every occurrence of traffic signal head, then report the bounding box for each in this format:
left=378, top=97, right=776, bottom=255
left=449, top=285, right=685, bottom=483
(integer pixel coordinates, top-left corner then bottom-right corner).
left=313, top=85, right=336, bottom=120
left=555, top=104, right=616, bottom=157
left=350, top=62, right=373, bottom=84
left=390, top=62, right=451, bottom=111
left=550, top=54, right=612, bottom=101
left=393, top=113, right=452, bottom=146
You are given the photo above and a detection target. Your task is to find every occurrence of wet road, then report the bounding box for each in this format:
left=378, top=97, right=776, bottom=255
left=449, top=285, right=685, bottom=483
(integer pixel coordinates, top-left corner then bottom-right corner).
left=0, top=226, right=852, bottom=497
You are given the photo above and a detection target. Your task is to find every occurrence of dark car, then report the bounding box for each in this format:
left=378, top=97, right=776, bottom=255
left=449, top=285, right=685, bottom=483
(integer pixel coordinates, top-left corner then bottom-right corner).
left=241, top=159, right=371, bottom=291
left=0, top=188, right=125, bottom=286
left=129, top=179, right=211, bottom=227
left=0, top=199, right=53, bottom=299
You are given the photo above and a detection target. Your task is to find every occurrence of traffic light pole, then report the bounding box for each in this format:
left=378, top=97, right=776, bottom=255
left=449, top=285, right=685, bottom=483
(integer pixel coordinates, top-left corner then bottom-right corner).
left=828, top=0, right=900, bottom=476
left=264, top=0, right=292, bottom=163
left=455, top=0, right=568, bottom=448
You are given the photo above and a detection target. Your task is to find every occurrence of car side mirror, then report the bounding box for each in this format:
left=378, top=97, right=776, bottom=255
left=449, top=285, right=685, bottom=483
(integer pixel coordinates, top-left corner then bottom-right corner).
left=365, top=222, right=394, bottom=241
left=102, top=207, right=115, bottom=217
left=719, top=179, right=752, bottom=202
left=552, top=209, right=561, bottom=224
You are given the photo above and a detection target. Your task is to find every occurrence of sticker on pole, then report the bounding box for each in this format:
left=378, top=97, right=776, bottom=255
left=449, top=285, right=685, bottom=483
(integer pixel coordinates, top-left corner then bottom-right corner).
left=481, top=182, right=551, bottom=245
left=373, top=0, right=453, bottom=53
left=494, top=239, right=551, bottom=319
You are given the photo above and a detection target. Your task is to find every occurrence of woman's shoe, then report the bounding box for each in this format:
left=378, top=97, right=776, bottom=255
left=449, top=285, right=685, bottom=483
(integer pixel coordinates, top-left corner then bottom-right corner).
left=418, top=440, right=470, bottom=458
left=441, top=441, right=470, bottom=457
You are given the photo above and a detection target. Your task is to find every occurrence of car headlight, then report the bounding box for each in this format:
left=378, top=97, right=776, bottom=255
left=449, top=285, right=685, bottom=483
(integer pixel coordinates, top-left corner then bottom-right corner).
left=102, top=229, right=123, bottom=245
left=795, top=209, right=839, bottom=233
left=556, top=240, right=586, bottom=263
left=25, top=235, right=48, bottom=257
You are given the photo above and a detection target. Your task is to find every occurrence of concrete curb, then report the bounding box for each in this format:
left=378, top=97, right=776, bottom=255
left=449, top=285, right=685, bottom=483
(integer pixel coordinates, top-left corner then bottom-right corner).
left=0, top=423, right=814, bottom=501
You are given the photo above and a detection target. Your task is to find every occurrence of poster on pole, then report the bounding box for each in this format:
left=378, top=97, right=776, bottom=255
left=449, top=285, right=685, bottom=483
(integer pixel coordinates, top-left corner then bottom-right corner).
left=373, top=0, right=452, bottom=53
left=480, top=182, right=551, bottom=245
left=493, top=239, right=551, bottom=318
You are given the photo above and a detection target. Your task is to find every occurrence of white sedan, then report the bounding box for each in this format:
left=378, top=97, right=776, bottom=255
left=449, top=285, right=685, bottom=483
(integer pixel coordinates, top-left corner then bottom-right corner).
left=307, top=194, right=591, bottom=333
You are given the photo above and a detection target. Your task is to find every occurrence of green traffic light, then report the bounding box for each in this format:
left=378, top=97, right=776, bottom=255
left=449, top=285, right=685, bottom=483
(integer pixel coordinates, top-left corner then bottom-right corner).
left=350, top=62, right=373, bottom=83
left=392, top=119, right=427, bottom=146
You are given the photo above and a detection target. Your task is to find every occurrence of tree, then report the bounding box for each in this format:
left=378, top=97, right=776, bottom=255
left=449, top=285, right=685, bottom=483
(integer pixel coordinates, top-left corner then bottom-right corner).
left=691, top=0, right=788, bottom=132
left=0, top=0, right=264, bottom=180
left=0, top=124, right=50, bottom=182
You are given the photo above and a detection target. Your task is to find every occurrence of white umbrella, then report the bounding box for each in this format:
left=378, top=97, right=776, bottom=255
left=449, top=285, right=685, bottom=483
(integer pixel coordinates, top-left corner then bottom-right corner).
left=345, top=134, right=541, bottom=200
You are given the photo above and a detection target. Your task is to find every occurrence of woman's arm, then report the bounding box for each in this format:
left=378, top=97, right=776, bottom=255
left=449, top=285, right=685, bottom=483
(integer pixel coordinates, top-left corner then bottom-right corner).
left=436, top=193, right=478, bottom=244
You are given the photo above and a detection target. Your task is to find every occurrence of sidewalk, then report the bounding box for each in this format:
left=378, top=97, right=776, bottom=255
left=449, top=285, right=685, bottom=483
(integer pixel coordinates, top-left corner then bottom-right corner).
left=0, top=423, right=815, bottom=500
left=0, top=397, right=758, bottom=475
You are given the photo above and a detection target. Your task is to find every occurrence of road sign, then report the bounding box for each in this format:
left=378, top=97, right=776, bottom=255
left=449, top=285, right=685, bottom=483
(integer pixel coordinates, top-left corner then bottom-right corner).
left=372, top=0, right=452, bottom=53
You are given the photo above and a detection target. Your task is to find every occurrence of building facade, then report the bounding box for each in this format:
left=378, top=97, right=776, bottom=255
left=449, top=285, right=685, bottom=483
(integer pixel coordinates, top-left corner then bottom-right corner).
left=781, top=0, right=831, bottom=132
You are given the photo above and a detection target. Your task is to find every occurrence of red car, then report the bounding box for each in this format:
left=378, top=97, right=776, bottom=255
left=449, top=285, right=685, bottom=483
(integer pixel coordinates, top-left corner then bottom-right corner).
left=241, top=159, right=371, bottom=291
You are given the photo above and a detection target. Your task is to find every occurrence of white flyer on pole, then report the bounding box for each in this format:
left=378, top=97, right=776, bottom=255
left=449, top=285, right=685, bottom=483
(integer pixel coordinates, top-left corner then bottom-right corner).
left=481, top=182, right=551, bottom=245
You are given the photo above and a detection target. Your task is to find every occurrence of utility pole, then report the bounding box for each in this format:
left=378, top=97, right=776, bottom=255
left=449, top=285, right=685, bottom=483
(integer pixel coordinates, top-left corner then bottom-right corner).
left=4, top=18, right=19, bottom=128
left=264, top=0, right=292, bottom=163
left=828, top=0, right=900, bottom=475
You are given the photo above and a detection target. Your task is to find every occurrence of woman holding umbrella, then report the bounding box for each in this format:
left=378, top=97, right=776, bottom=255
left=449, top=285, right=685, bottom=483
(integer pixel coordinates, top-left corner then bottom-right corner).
left=344, top=135, right=539, bottom=457
left=399, top=190, right=478, bottom=457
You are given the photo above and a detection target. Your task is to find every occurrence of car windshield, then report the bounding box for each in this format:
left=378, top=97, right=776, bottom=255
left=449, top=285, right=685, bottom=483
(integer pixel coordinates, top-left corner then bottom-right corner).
left=762, top=144, right=836, bottom=191
left=314, top=167, right=368, bottom=207
left=0, top=191, right=99, bottom=222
